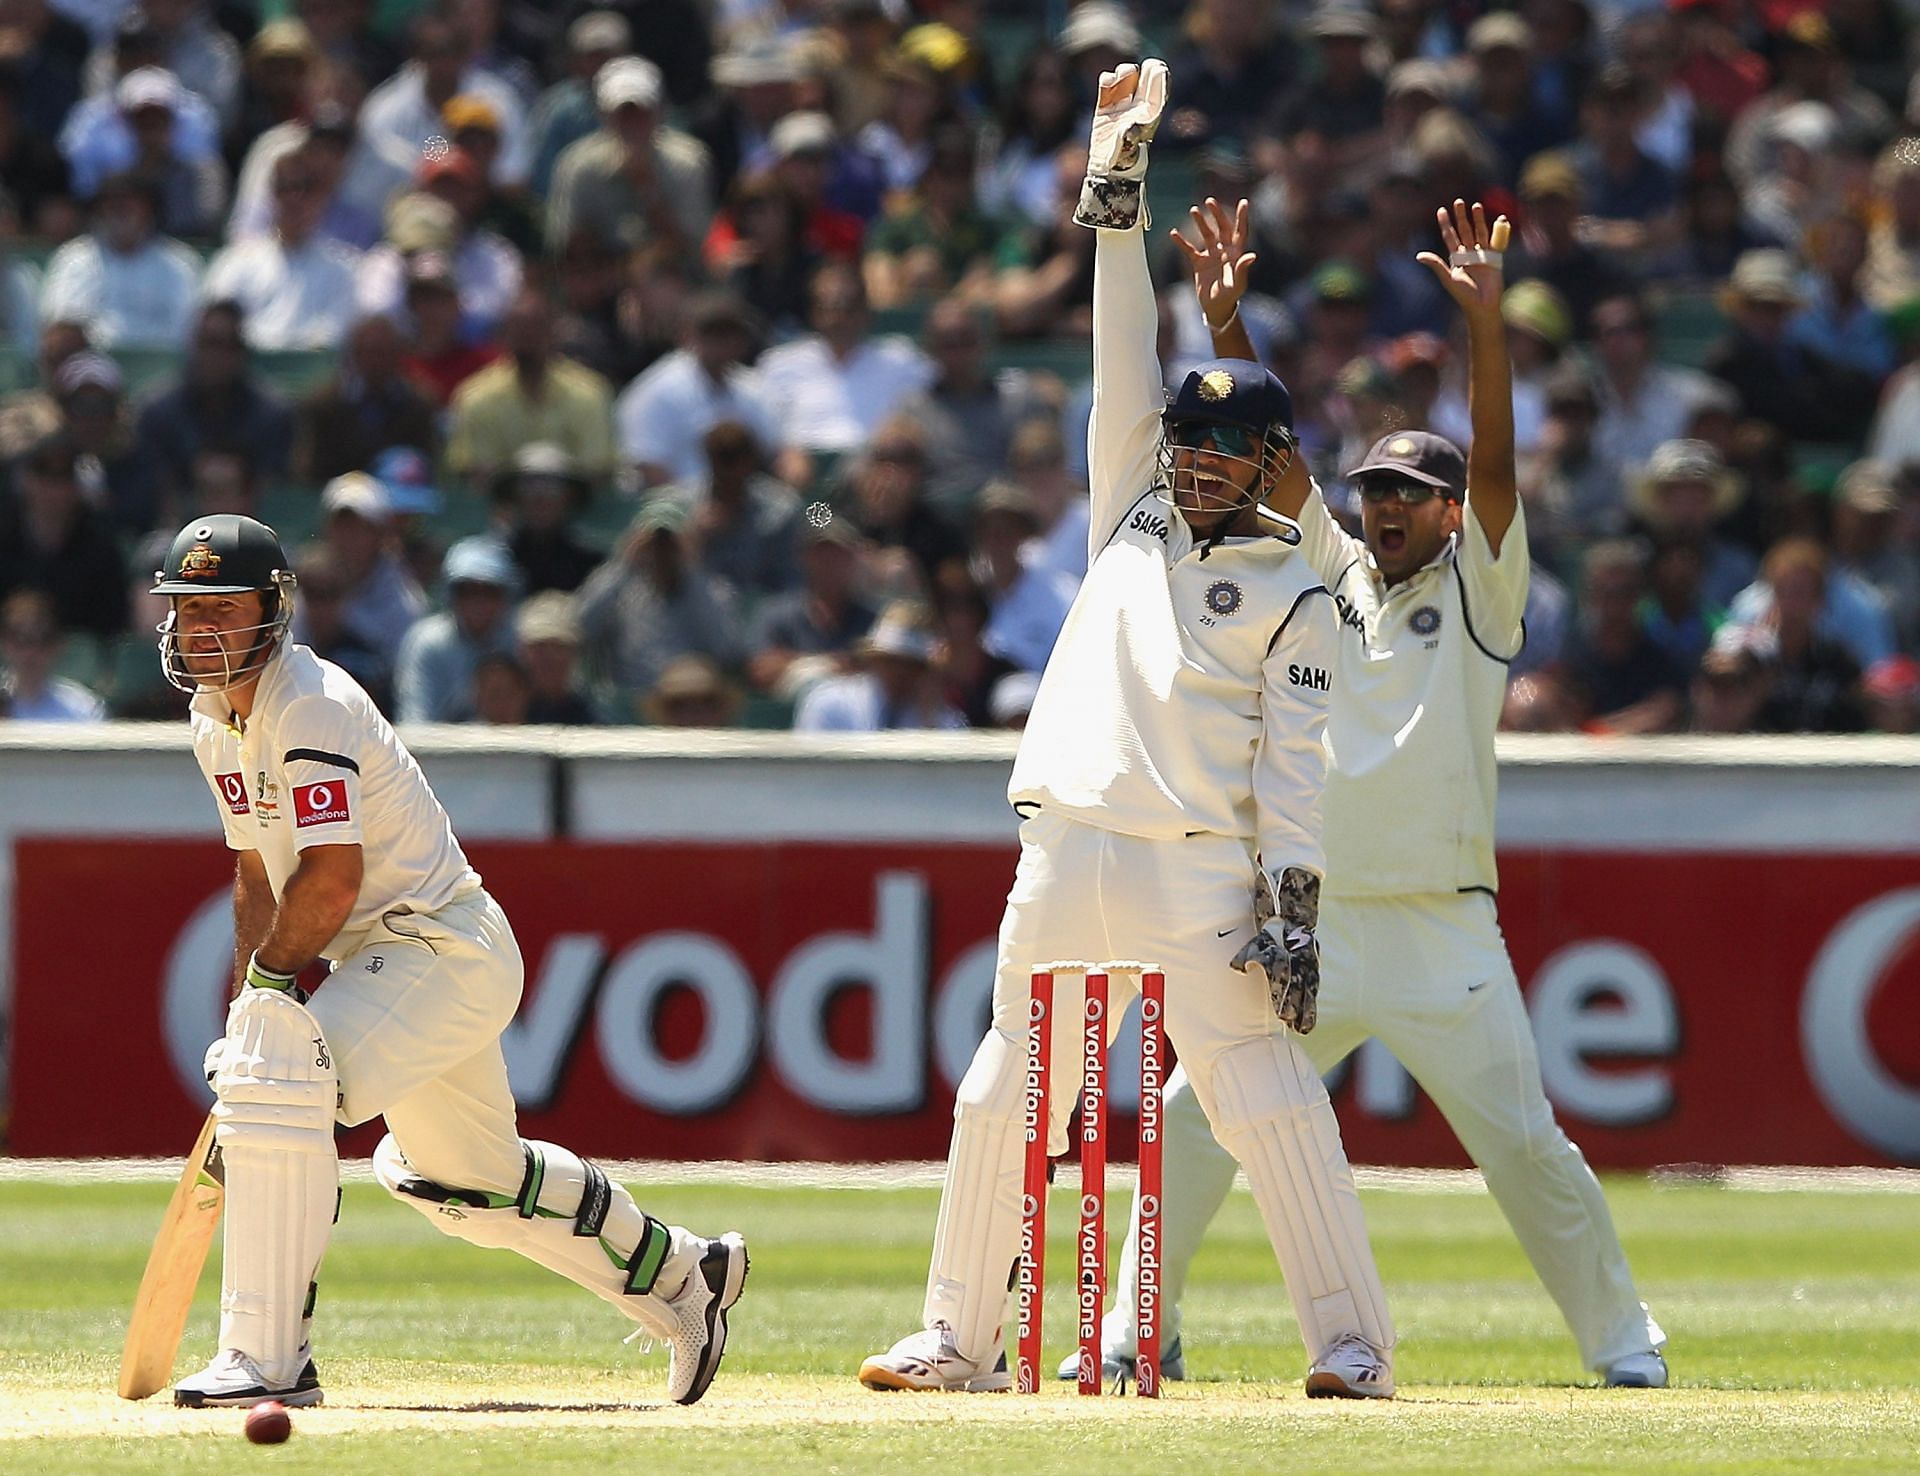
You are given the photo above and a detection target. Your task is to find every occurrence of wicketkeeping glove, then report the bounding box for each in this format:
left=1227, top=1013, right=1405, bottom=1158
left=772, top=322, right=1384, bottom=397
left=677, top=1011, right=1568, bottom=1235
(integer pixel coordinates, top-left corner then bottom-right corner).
left=1074, top=59, right=1168, bottom=232
left=1229, top=867, right=1321, bottom=1034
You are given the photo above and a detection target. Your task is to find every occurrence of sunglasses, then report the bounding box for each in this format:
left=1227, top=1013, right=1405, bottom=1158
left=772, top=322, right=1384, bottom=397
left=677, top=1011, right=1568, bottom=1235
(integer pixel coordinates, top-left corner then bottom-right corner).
left=1169, top=423, right=1260, bottom=459
left=1358, top=478, right=1451, bottom=504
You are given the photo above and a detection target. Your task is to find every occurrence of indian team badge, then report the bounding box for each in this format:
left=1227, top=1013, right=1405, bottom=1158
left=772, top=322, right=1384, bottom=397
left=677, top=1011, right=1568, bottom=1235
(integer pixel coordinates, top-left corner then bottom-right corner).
left=1198, top=368, right=1234, bottom=402
left=1204, top=579, right=1244, bottom=617
left=1410, top=605, right=1442, bottom=636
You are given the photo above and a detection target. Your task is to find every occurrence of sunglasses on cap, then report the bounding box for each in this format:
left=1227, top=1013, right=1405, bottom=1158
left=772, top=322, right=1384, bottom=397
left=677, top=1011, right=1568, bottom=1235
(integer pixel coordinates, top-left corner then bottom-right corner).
left=1358, top=477, right=1453, bottom=505
left=1168, top=422, right=1260, bottom=459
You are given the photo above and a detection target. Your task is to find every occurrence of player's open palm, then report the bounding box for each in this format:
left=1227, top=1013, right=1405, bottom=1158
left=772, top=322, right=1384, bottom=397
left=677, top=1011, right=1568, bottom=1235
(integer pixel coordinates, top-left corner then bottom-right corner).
left=1089, top=59, right=1167, bottom=180
left=1417, top=197, right=1510, bottom=318
left=1172, top=196, right=1257, bottom=331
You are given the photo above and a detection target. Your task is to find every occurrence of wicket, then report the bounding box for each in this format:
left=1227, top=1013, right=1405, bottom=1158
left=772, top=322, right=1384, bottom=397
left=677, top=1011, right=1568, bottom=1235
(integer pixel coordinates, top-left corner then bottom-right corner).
left=1015, top=961, right=1166, bottom=1397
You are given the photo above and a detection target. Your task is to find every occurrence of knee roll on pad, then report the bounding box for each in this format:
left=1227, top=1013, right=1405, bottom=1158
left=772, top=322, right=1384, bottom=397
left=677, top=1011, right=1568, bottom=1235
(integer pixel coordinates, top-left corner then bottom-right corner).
left=214, top=985, right=338, bottom=1147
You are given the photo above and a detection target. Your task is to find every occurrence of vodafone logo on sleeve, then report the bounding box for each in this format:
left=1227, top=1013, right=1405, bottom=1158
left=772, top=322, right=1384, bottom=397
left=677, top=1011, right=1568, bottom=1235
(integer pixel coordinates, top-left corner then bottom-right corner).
left=292, top=781, right=352, bottom=829
left=216, top=773, right=250, bottom=815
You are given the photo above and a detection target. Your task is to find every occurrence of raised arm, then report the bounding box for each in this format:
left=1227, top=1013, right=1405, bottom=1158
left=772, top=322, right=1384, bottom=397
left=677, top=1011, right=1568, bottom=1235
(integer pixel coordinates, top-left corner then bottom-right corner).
left=1080, top=60, right=1170, bottom=545
left=1417, top=199, right=1517, bottom=554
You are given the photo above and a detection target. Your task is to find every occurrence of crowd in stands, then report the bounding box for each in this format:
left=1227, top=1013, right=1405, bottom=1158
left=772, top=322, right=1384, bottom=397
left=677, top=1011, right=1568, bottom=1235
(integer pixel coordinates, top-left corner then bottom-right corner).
left=5, top=0, right=1920, bottom=736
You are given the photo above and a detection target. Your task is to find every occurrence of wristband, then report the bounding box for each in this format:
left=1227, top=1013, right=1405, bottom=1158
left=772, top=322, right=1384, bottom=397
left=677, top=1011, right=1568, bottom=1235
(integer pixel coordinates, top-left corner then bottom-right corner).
left=245, top=952, right=300, bottom=993
left=1449, top=247, right=1503, bottom=268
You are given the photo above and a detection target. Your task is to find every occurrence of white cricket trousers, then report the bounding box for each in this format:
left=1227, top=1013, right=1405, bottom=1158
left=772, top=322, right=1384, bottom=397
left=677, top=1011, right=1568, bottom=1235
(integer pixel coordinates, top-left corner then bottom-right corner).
left=921, top=810, right=1393, bottom=1365
left=1113, top=890, right=1664, bottom=1373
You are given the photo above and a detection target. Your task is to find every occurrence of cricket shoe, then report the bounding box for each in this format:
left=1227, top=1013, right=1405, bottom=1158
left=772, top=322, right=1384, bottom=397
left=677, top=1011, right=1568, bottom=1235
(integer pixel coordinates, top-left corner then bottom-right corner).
left=174, top=1345, right=323, bottom=1408
left=858, top=1323, right=1013, bottom=1391
left=655, top=1231, right=750, bottom=1405
left=1305, top=1333, right=1394, bottom=1399
left=1054, top=1333, right=1187, bottom=1384
left=1604, top=1351, right=1669, bottom=1388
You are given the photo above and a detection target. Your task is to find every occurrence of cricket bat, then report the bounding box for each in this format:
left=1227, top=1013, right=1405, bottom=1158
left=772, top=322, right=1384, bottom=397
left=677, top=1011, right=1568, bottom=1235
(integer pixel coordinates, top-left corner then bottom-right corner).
left=117, top=1112, right=224, bottom=1400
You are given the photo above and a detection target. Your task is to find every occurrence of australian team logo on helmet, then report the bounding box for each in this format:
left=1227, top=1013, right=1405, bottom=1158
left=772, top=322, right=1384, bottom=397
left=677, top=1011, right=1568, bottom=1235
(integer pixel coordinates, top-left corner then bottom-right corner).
left=1158, top=358, right=1302, bottom=549
left=151, top=515, right=298, bottom=694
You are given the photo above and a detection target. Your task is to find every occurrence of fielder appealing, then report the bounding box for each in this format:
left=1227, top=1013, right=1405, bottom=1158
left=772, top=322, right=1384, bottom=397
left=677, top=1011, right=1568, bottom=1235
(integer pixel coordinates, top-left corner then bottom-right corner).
left=859, top=60, right=1395, bottom=1399
left=157, top=514, right=748, bottom=1409
left=1080, top=198, right=1669, bottom=1389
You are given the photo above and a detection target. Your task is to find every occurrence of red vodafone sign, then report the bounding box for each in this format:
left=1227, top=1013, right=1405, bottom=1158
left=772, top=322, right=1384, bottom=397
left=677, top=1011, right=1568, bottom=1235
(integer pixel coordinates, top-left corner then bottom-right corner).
left=10, top=838, right=1920, bottom=1164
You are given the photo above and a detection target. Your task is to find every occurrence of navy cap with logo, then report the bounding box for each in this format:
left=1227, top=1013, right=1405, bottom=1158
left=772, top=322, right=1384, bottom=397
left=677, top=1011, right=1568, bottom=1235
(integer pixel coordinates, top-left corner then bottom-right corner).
left=1164, top=358, right=1295, bottom=439
left=1347, top=430, right=1467, bottom=500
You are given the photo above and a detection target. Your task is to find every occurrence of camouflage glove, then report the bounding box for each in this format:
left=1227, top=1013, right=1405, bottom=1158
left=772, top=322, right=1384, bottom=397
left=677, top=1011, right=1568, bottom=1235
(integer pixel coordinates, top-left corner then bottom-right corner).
left=1230, top=867, right=1321, bottom=1034
left=1074, top=59, right=1168, bottom=232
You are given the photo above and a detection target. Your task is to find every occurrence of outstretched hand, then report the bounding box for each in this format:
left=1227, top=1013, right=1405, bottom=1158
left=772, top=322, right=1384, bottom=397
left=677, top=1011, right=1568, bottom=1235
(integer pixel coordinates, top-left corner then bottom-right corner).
left=1416, top=197, right=1510, bottom=318
left=1171, top=196, right=1257, bottom=330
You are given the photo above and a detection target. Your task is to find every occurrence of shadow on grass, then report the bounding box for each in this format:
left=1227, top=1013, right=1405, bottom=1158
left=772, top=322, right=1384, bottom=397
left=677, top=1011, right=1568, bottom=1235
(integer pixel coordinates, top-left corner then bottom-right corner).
left=360, top=1401, right=664, bottom=1414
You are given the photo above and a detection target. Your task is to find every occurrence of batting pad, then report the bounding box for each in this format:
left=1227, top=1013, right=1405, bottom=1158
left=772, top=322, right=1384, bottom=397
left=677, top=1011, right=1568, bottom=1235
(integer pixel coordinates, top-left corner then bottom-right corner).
left=372, top=1135, right=700, bottom=1336
left=924, top=1026, right=1031, bottom=1362
left=212, top=986, right=339, bottom=1385
left=1203, top=1036, right=1395, bottom=1360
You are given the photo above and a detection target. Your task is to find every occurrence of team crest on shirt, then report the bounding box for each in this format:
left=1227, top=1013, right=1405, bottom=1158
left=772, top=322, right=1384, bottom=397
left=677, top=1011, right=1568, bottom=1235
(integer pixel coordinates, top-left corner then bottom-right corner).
left=1204, top=579, right=1244, bottom=617
left=1410, top=605, right=1442, bottom=636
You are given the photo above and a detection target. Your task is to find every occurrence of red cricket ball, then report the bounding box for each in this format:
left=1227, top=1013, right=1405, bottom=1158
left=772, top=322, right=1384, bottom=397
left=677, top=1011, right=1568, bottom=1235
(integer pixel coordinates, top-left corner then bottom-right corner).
left=243, top=1399, right=293, bottom=1444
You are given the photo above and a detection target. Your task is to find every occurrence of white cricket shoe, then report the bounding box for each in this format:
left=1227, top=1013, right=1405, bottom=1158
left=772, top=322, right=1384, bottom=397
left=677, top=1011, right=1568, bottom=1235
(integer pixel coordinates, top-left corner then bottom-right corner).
left=1604, top=1351, right=1669, bottom=1388
left=657, top=1231, right=750, bottom=1405
left=1055, top=1332, right=1187, bottom=1384
left=173, top=1345, right=323, bottom=1408
left=1305, top=1333, right=1394, bottom=1399
left=858, top=1323, right=1013, bottom=1392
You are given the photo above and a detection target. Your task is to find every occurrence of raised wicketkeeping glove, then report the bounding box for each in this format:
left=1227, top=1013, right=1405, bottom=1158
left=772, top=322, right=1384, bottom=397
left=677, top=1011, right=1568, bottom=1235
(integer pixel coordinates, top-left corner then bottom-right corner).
left=1074, top=59, right=1168, bottom=232
left=1230, top=867, right=1321, bottom=1034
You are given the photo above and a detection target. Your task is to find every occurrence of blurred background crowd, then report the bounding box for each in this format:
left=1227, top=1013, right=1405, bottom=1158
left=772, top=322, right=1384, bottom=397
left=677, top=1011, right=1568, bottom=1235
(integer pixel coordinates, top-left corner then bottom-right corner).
left=4, top=0, right=1920, bottom=735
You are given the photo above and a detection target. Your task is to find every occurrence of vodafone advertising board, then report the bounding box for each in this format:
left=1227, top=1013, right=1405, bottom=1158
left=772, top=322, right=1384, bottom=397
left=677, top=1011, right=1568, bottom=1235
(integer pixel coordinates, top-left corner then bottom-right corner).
left=10, top=836, right=1920, bottom=1164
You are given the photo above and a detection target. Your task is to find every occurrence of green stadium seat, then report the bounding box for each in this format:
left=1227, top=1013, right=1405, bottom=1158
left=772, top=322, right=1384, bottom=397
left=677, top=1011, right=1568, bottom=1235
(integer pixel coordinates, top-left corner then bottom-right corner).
left=259, top=482, right=324, bottom=549
left=989, top=336, right=1091, bottom=382
left=254, top=349, right=337, bottom=397
left=738, top=692, right=795, bottom=730
left=872, top=304, right=931, bottom=340
left=1795, top=441, right=1865, bottom=496
left=1654, top=291, right=1727, bottom=370
left=114, top=348, right=187, bottom=397
left=53, top=631, right=103, bottom=689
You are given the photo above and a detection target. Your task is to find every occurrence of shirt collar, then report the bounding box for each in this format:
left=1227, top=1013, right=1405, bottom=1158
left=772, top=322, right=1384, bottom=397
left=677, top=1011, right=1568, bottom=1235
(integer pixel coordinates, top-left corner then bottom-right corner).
left=1362, top=528, right=1459, bottom=588
left=188, top=644, right=290, bottom=732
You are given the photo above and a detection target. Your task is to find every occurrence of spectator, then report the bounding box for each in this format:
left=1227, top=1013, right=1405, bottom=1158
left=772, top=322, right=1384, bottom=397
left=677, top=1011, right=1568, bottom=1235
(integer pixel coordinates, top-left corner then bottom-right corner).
left=494, top=441, right=602, bottom=596
left=1626, top=439, right=1756, bottom=610
left=359, top=11, right=529, bottom=189
left=1704, top=249, right=1879, bottom=443
left=971, top=479, right=1073, bottom=676
left=1727, top=531, right=1895, bottom=672
left=1567, top=65, right=1682, bottom=272
left=856, top=51, right=948, bottom=196
left=835, top=412, right=966, bottom=595
left=1506, top=151, right=1625, bottom=336
left=1670, top=170, right=1774, bottom=287
left=1513, top=566, right=1573, bottom=677
left=471, top=649, right=531, bottom=724
left=1862, top=655, right=1920, bottom=734
left=1008, top=416, right=1090, bottom=583
left=690, top=31, right=803, bottom=198
left=1863, top=141, right=1920, bottom=310
left=357, top=181, right=525, bottom=346
left=230, top=20, right=319, bottom=166
left=294, top=313, right=438, bottom=483
left=181, top=443, right=258, bottom=519
left=395, top=534, right=521, bottom=724
left=1436, top=279, right=1567, bottom=458
left=446, top=286, right=615, bottom=489
left=0, top=320, right=88, bottom=463
left=369, top=443, right=449, bottom=592
left=84, top=1, right=239, bottom=132
left=1670, top=0, right=1767, bottom=135
left=52, top=350, right=157, bottom=533
left=515, top=589, right=596, bottom=723
left=546, top=54, right=712, bottom=256
left=1565, top=539, right=1687, bottom=735
left=1461, top=12, right=1568, bottom=186
left=0, top=587, right=104, bottom=720
left=201, top=145, right=363, bottom=352
left=528, top=10, right=630, bottom=199
left=792, top=598, right=964, bottom=732
left=134, top=301, right=295, bottom=509
left=663, top=420, right=803, bottom=604
left=928, top=561, right=1007, bottom=727
left=38, top=171, right=200, bottom=351
left=550, top=231, right=641, bottom=387
left=977, top=44, right=1076, bottom=230
left=746, top=513, right=874, bottom=697
left=864, top=122, right=1007, bottom=312
left=1636, top=536, right=1720, bottom=673
left=1160, top=0, right=1286, bottom=152
left=397, top=250, right=502, bottom=405
left=761, top=109, right=871, bottom=256
left=299, top=472, right=428, bottom=680
left=1057, top=1, right=1140, bottom=105
left=757, top=260, right=935, bottom=484
left=1687, top=627, right=1774, bottom=735
left=1517, top=363, right=1620, bottom=564
left=893, top=297, right=1026, bottom=519
left=820, top=0, right=901, bottom=139
left=615, top=291, right=775, bottom=490
left=1790, top=213, right=1896, bottom=382
left=3, top=0, right=89, bottom=144
left=1724, top=13, right=1892, bottom=195
left=228, top=85, right=413, bottom=252
left=289, top=543, right=391, bottom=711
left=0, top=81, right=74, bottom=242
left=1742, top=101, right=1847, bottom=252
left=992, top=143, right=1097, bottom=339
left=987, top=667, right=1039, bottom=730
left=1618, top=10, right=1689, bottom=176
left=1828, top=460, right=1920, bottom=653
left=576, top=498, right=744, bottom=699
left=1750, top=538, right=1866, bottom=733
left=1589, top=291, right=1708, bottom=475
left=60, top=63, right=225, bottom=234
left=640, top=652, right=741, bottom=727
left=437, top=97, right=541, bottom=254
left=0, top=431, right=128, bottom=638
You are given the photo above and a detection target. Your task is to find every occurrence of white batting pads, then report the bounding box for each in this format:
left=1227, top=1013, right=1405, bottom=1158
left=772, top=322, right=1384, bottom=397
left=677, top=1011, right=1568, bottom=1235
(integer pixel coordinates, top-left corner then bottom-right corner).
left=372, top=1136, right=701, bottom=1336
left=1201, top=1036, right=1395, bottom=1360
left=924, top=1026, right=1034, bottom=1361
left=212, top=986, right=340, bottom=1385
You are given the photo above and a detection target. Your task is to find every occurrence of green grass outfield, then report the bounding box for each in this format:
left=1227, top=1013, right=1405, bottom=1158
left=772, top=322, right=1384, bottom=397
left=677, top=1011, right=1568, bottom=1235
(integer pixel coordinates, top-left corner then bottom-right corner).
left=2, top=1166, right=1916, bottom=1473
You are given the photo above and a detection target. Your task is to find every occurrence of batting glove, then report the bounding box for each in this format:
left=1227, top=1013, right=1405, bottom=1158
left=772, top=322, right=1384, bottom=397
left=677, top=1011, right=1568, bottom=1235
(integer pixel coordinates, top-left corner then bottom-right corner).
left=1074, top=59, right=1168, bottom=232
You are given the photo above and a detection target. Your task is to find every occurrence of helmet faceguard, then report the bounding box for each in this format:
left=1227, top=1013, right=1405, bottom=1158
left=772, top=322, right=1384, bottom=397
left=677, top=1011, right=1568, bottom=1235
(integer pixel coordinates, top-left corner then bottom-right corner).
left=1158, top=415, right=1302, bottom=545
left=158, top=572, right=297, bottom=695
left=150, top=515, right=300, bottom=696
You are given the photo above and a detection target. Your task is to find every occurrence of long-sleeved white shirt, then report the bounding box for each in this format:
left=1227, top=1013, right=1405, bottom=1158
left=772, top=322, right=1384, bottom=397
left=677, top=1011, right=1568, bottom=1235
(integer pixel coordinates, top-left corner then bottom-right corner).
left=38, top=233, right=203, bottom=350
left=1007, top=222, right=1334, bottom=883
left=202, top=234, right=364, bottom=351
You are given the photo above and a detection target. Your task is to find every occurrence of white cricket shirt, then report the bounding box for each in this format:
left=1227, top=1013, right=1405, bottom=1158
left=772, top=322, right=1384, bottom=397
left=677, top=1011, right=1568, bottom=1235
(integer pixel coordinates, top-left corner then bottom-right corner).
left=1007, top=226, right=1335, bottom=881
left=190, top=644, right=481, bottom=959
left=1292, top=485, right=1529, bottom=898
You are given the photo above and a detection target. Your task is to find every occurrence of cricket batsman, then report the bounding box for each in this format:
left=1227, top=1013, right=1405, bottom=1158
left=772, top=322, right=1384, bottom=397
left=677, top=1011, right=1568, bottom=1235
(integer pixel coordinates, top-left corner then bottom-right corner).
left=858, top=60, right=1395, bottom=1399
left=1079, top=197, right=1669, bottom=1389
left=156, top=508, right=749, bottom=1408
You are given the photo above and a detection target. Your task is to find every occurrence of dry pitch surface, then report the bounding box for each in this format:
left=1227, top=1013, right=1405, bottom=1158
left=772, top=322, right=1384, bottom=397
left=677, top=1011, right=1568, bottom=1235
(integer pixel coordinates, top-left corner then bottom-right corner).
left=2, top=1163, right=1916, bottom=1473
